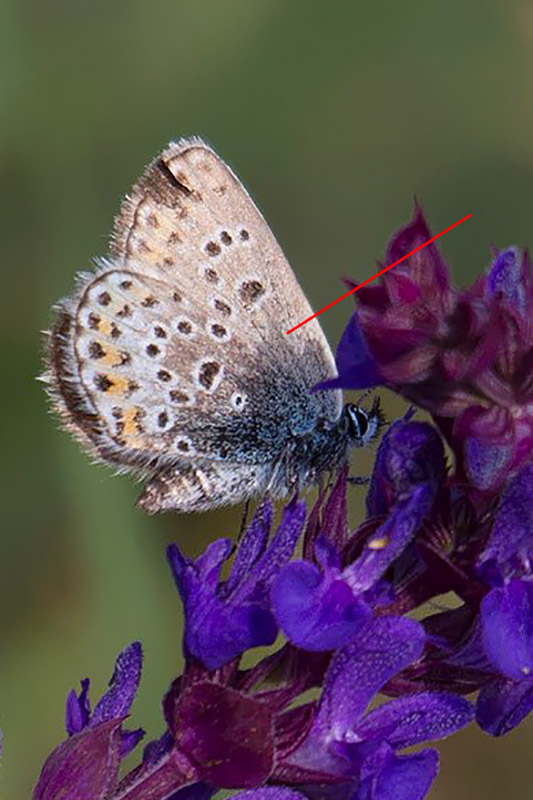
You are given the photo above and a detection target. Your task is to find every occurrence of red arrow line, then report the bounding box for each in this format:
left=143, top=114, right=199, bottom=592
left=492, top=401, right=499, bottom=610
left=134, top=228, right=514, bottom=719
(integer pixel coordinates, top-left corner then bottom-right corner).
left=286, top=213, right=472, bottom=335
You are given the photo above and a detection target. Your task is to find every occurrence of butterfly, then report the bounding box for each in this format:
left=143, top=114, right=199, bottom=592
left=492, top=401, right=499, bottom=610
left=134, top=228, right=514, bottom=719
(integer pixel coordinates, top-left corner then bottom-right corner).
left=44, top=138, right=383, bottom=512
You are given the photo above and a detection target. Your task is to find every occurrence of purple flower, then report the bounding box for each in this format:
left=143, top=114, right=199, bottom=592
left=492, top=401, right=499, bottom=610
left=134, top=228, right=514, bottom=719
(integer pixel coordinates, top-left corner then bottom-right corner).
left=272, top=418, right=444, bottom=651
left=472, top=461, right=533, bottom=735
left=32, top=206, right=533, bottom=798
left=169, top=675, right=276, bottom=789
left=366, top=413, right=446, bottom=518
left=285, top=617, right=473, bottom=800
left=168, top=499, right=305, bottom=669
left=31, top=449, right=486, bottom=800
left=270, top=472, right=373, bottom=652
left=478, top=462, right=533, bottom=585
left=481, top=581, right=533, bottom=680
left=33, top=643, right=144, bottom=800
left=271, top=535, right=373, bottom=651
left=348, top=420, right=445, bottom=598
left=154, top=616, right=472, bottom=800
left=271, top=484, right=428, bottom=652
left=331, top=206, right=533, bottom=494
left=134, top=645, right=325, bottom=794
left=477, top=580, right=533, bottom=735
left=228, top=790, right=307, bottom=800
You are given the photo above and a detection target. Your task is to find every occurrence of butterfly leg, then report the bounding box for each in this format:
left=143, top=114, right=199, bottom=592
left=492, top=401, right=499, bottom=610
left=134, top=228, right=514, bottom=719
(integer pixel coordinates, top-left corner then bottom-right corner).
left=264, top=446, right=293, bottom=498
left=237, top=499, right=252, bottom=541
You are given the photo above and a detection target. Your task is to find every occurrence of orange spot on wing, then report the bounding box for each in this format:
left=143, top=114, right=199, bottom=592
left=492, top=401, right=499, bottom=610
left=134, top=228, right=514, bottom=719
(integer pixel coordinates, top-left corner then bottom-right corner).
left=123, top=407, right=139, bottom=436
left=99, top=319, right=113, bottom=336
left=101, top=348, right=124, bottom=368
left=107, top=375, right=130, bottom=395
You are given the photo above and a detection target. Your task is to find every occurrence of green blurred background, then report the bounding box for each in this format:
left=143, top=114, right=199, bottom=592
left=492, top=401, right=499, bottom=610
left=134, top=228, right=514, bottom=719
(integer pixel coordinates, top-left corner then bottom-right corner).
left=2, top=0, right=533, bottom=797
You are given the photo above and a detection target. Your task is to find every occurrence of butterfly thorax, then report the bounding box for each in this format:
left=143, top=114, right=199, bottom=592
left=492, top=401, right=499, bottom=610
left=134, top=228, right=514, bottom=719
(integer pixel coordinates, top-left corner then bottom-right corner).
left=269, top=398, right=384, bottom=496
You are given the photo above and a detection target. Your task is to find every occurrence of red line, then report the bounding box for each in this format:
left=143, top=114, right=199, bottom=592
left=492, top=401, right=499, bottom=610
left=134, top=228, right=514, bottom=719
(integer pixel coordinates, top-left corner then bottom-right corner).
left=286, top=213, right=472, bottom=334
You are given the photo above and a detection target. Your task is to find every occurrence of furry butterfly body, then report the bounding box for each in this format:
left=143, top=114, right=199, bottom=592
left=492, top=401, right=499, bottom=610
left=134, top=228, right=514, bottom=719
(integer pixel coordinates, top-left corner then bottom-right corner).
left=45, top=139, right=381, bottom=512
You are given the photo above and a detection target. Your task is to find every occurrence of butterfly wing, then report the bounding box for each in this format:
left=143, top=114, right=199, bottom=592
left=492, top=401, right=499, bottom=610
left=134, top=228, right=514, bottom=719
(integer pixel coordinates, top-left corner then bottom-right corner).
left=47, top=139, right=342, bottom=489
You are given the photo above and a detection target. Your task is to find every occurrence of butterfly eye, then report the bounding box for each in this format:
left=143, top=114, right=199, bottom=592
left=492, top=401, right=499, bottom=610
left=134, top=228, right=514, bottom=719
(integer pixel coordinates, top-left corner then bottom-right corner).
left=346, top=398, right=386, bottom=445
left=346, top=405, right=369, bottom=439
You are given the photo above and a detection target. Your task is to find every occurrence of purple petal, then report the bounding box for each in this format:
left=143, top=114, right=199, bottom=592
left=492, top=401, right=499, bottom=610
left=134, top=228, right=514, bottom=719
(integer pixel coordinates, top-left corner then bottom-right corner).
left=476, top=675, right=533, bottom=736
left=229, top=791, right=308, bottom=800
left=356, top=748, right=439, bottom=800
left=168, top=539, right=233, bottom=604
left=441, top=614, right=493, bottom=673
left=464, top=437, right=513, bottom=491
left=143, top=730, right=174, bottom=765
left=366, top=419, right=445, bottom=517
left=487, top=246, right=529, bottom=314
left=166, top=784, right=216, bottom=800
left=187, top=602, right=278, bottom=670
left=315, top=534, right=343, bottom=572
left=66, top=678, right=91, bottom=735
left=233, top=498, right=306, bottom=600
left=455, top=404, right=510, bottom=440
left=225, top=502, right=273, bottom=595
left=111, top=740, right=199, bottom=799
left=350, top=485, right=433, bottom=593
left=478, top=463, right=533, bottom=583
left=272, top=560, right=371, bottom=651
left=314, top=313, right=383, bottom=392
left=385, top=202, right=451, bottom=297
left=320, top=469, right=350, bottom=552
left=91, top=642, right=143, bottom=725
left=481, top=581, right=533, bottom=679
left=120, top=727, right=145, bottom=758
left=194, top=538, right=234, bottom=580
left=354, top=692, right=474, bottom=748
left=312, top=617, right=426, bottom=739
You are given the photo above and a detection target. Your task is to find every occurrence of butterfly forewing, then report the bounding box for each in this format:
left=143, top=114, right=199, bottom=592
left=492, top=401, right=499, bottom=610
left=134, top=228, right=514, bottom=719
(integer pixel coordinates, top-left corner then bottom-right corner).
left=48, top=139, right=342, bottom=482
left=111, top=140, right=337, bottom=351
